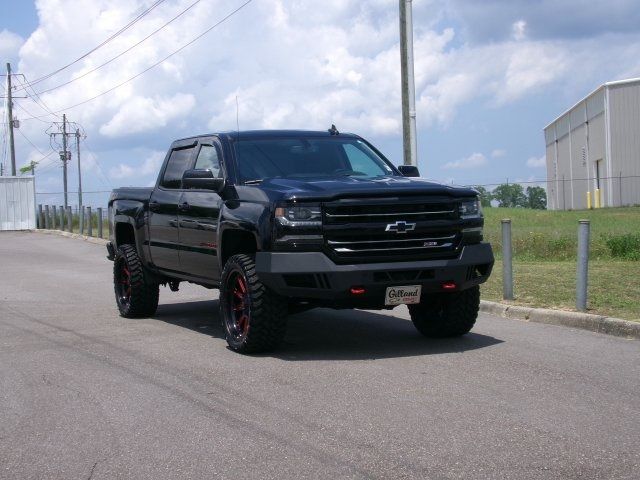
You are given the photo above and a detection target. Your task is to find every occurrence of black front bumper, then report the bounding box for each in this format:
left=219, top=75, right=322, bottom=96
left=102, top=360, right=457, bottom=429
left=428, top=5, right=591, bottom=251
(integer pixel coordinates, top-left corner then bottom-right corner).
left=255, top=243, right=494, bottom=306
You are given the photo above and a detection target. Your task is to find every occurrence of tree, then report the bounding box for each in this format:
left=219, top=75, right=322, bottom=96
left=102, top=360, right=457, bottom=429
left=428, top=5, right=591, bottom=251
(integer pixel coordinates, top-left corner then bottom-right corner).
left=474, top=186, right=492, bottom=207
left=526, top=186, right=547, bottom=209
left=492, top=183, right=527, bottom=208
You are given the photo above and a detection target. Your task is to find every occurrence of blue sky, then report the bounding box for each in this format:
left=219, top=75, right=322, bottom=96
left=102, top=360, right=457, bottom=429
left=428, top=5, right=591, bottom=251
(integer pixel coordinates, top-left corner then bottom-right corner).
left=2, top=0, right=640, bottom=207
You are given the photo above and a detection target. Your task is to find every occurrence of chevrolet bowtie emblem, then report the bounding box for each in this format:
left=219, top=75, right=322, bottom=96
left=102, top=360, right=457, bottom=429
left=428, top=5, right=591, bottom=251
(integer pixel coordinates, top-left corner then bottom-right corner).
left=385, top=221, right=416, bottom=233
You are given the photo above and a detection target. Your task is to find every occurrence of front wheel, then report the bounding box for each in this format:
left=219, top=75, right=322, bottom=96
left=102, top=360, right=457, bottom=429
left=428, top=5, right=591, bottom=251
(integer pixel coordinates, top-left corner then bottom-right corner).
left=408, top=286, right=480, bottom=338
left=219, top=254, right=288, bottom=353
left=113, top=244, right=159, bottom=318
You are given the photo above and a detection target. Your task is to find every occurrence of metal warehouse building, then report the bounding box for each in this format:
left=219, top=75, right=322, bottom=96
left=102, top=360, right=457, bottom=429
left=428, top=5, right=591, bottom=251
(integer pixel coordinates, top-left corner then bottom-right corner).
left=544, top=78, right=640, bottom=210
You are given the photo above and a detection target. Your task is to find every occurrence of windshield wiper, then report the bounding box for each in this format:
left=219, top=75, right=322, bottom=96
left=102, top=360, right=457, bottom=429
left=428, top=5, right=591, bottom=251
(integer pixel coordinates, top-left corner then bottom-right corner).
left=244, top=179, right=263, bottom=185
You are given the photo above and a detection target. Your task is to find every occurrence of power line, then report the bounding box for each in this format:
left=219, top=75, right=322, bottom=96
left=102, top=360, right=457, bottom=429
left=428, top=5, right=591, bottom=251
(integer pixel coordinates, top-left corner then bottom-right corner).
left=15, top=101, right=53, bottom=125
left=14, top=75, right=61, bottom=119
left=23, top=0, right=254, bottom=120
left=82, top=138, right=113, bottom=188
left=15, top=127, right=49, bottom=157
left=19, top=0, right=167, bottom=89
left=35, top=0, right=203, bottom=96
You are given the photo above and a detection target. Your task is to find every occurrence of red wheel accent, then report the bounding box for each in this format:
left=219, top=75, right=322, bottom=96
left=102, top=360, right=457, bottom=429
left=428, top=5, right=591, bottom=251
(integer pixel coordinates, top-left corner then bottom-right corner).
left=226, top=271, right=250, bottom=340
left=116, top=259, right=132, bottom=306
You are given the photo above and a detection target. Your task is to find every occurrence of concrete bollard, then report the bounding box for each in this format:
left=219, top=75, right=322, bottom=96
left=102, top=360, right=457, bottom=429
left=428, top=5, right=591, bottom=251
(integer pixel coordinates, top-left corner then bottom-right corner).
left=51, top=205, right=57, bottom=229
left=38, top=204, right=43, bottom=229
left=44, top=205, right=50, bottom=229
left=87, top=206, right=92, bottom=237
left=576, top=220, right=590, bottom=311
left=501, top=219, right=514, bottom=300
left=66, top=206, right=72, bottom=233
left=79, top=206, right=84, bottom=235
left=97, top=207, right=103, bottom=239
left=59, top=206, right=65, bottom=231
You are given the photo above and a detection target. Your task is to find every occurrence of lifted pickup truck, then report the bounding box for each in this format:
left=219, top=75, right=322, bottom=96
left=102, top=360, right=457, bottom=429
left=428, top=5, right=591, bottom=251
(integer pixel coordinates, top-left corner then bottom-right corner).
left=107, top=129, right=493, bottom=353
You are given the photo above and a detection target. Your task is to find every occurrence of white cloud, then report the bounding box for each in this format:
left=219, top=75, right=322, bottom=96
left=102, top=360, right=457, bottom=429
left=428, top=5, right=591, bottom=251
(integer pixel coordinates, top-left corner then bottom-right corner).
left=512, top=20, right=527, bottom=41
left=99, top=93, right=195, bottom=137
left=0, top=29, right=24, bottom=59
left=491, top=149, right=506, bottom=158
left=526, top=155, right=546, bottom=168
left=496, top=43, right=567, bottom=103
left=110, top=150, right=165, bottom=179
left=442, top=152, right=487, bottom=169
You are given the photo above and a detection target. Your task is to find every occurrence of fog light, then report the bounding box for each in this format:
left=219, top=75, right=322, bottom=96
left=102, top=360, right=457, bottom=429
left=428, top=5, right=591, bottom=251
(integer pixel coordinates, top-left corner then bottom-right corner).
left=442, top=281, right=457, bottom=290
left=350, top=286, right=366, bottom=295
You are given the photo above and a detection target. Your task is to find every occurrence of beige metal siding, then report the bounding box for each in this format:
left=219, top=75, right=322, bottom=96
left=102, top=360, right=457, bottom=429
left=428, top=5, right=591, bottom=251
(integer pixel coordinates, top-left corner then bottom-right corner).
left=545, top=142, right=558, bottom=209
left=587, top=113, right=607, bottom=205
left=608, top=83, right=640, bottom=206
left=570, top=123, right=587, bottom=209
left=556, top=133, right=572, bottom=210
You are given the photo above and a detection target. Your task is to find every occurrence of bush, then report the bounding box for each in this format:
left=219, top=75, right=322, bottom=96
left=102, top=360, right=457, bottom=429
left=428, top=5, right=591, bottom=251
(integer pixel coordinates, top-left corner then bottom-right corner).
left=605, top=233, right=640, bottom=261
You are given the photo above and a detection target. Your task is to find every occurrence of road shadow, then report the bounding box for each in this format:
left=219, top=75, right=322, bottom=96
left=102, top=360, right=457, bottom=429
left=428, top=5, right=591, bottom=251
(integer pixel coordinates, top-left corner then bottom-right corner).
left=153, top=300, right=504, bottom=361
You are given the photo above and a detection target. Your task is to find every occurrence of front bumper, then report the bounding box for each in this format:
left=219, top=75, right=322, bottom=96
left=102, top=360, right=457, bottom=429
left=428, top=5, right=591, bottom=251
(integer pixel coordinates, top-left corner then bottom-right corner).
left=255, top=242, right=494, bottom=305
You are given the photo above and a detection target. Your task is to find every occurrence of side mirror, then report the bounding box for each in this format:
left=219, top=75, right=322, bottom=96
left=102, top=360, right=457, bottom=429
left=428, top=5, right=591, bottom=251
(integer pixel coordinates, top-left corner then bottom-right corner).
left=182, top=169, right=225, bottom=192
left=397, top=165, right=420, bottom=177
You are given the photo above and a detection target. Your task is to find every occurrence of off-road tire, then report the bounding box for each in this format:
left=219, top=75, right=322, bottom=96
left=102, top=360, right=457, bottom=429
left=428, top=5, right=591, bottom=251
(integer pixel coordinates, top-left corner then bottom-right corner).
left=220, top=254, right=288, bottom=353
left=408, top=286, right=480, bottom=338
left=113, top=244, right=159, bottom=318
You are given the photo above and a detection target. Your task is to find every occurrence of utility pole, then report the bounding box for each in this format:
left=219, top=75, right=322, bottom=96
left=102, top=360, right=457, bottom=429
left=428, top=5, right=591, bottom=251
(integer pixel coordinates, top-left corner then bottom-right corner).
left=399, top=1, right=418, bottom=168
left=76, top=128, right=82, bottom=212
left=6, top=63, right=17, bottom=175
left=61, top=114, right=69, bottom=208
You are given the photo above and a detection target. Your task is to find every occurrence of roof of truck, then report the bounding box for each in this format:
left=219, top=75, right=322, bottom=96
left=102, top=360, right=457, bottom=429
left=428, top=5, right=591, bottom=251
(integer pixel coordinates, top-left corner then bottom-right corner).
left=174, top=130, right=359, bottom=143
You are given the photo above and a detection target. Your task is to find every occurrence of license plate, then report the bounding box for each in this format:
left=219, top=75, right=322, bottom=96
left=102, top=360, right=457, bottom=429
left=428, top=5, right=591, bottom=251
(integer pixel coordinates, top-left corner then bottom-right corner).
left=384, top=285, right=422, bottom=305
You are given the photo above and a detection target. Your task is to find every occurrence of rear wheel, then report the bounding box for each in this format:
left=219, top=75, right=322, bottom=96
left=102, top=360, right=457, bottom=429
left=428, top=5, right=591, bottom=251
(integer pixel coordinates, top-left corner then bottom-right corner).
left=113, top=244, right=159, bottom=318
left=220, top=254, right=288, bottom=353
left=408, top=286, right=480, bottom=338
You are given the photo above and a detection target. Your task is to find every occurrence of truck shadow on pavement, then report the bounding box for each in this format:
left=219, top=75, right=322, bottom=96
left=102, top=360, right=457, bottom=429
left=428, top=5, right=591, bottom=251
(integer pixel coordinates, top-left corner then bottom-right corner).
left=153, top=300, right=503, bottom=361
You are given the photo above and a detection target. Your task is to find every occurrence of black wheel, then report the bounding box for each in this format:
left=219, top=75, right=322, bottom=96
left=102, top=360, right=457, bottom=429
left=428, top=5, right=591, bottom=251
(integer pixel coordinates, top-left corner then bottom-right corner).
left=113, top=244, right=159, bottom=318
left=408, top=286, right=480, bottom=338
left=220, top=254, right=287, bottom=353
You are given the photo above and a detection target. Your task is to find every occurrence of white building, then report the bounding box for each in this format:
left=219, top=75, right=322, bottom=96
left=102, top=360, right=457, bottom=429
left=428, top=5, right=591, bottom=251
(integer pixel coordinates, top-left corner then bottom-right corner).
left=544, top=78, right=640, bottom=210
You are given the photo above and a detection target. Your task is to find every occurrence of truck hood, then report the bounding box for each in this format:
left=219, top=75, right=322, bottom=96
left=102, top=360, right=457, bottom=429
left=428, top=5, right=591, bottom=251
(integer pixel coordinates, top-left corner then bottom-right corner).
left=254, top=175, right=478, bottom=202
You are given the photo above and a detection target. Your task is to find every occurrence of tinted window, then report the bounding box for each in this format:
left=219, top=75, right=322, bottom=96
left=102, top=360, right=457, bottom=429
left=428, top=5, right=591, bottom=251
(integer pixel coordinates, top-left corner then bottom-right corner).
left=342, top=143, right=389, bottom=177
left=194, top=144, right=221, bottom=177
left=161, top=147, right=195, bottom=189
left=234, top=137, right=393, bottom=182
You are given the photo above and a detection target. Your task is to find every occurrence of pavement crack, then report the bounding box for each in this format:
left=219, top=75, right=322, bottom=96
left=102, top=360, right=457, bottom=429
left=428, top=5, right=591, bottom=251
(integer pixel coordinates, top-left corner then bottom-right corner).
left=87, top=459, right=101, bottom=480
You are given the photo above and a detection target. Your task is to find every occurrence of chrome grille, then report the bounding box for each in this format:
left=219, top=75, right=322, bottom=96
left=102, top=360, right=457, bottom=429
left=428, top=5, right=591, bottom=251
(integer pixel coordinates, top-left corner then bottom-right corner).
left=323, top=197, right=461, bottom=262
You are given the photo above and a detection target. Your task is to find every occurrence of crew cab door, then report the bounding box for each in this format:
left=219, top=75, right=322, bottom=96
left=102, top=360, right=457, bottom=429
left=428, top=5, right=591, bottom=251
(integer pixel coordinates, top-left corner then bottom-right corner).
left=177, top=139, right=224, bottom=281
left=148, top=143, right=197, bottom=273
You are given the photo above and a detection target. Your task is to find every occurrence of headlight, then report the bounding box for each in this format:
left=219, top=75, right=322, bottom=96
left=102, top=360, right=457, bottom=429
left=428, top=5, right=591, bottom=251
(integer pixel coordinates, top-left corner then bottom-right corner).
left=459, top=197, right=482, bottom=219
left=273, top=202, right=323, bottom=249
left=275, top=204, right=322, bottom=227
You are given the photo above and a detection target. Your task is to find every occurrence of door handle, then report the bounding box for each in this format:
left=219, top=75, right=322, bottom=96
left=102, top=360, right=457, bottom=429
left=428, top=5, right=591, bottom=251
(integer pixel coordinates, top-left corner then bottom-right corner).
left=178, top=202, right=191, bottom=212
left=149, top=201, right=160, bottom=212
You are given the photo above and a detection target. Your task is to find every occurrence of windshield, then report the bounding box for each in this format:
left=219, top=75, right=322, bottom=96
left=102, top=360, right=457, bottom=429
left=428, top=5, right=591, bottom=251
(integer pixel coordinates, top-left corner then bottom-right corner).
left=233, top=137, right=395, bottom=183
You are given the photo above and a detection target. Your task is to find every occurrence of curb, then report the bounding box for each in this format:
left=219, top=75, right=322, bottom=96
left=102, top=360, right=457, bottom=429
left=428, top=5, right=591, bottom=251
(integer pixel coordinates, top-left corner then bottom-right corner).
left=34, top=229, right=109, bottom=246
left=480, top=300, right=640, bottom=340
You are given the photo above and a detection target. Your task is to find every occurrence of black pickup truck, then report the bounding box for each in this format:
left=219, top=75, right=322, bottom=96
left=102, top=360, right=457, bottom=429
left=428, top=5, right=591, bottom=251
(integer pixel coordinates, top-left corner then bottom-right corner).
left=107, top=129, right=493, bottom=353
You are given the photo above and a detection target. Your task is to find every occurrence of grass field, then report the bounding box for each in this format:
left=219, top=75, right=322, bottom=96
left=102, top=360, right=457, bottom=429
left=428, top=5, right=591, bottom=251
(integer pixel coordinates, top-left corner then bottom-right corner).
left=480, top=206, right=640, bottom=321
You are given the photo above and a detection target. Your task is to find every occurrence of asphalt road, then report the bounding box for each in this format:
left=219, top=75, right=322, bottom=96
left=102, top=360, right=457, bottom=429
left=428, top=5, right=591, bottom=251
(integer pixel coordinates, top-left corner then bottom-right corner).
left=1, top=231, right=639, bottom=479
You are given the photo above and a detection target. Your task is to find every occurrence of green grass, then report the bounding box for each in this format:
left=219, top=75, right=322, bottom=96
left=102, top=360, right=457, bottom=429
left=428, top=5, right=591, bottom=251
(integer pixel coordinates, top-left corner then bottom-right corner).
left=482, top=260, right=640, bottom=321
left=483, top=206, right=640, bottom=260
left=480, top=206, right=640, bottom=321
